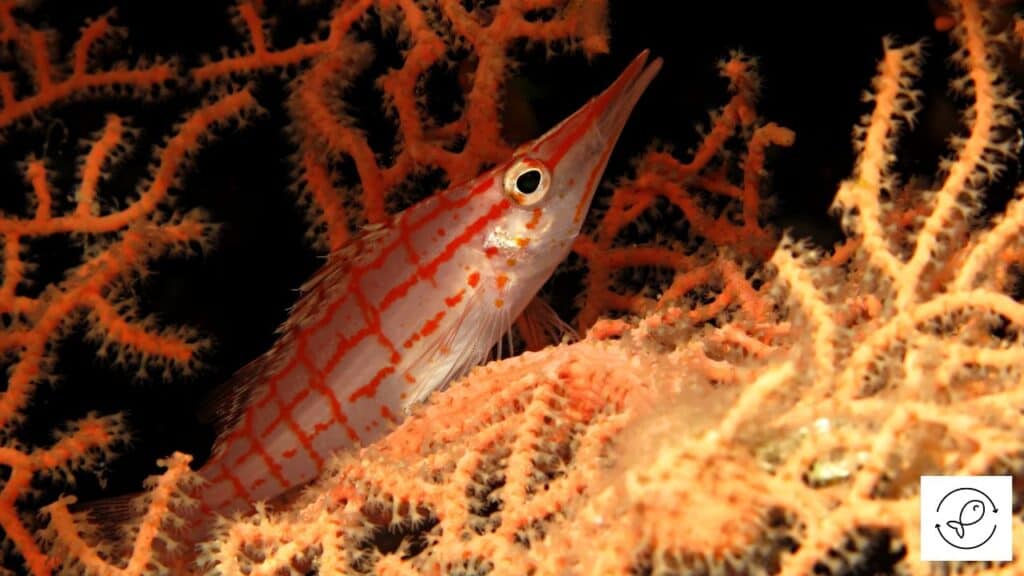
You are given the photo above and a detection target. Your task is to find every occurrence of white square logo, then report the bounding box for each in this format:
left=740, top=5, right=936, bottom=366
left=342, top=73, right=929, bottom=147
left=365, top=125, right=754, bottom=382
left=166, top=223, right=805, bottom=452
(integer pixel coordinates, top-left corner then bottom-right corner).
left=920, top=475, right=1013, bottom=562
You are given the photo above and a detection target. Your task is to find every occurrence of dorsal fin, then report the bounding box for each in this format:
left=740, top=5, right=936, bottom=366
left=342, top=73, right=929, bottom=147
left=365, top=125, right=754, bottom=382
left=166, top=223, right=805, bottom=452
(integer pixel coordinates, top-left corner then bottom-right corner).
left=284, top=221, right=394, bottom=333
left=197, top=221, right=395, bottom=452
left=196, top=340, right=294, bottom=457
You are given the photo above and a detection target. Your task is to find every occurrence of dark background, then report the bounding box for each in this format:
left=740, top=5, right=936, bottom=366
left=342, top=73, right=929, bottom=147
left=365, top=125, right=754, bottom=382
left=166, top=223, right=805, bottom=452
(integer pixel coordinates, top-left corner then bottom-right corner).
left=1, top=0, right=1018, bottom=549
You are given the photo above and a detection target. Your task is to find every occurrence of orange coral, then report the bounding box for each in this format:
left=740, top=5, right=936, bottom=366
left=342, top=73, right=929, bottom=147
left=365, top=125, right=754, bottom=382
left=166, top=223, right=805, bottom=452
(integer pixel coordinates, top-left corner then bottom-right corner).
left=0, top=8, right=260, bottom=569
left=0, top=3, right=174, bottom=128
left=573, top=53, right=792, bottom=330
left=0, top=89, right=259, bottom=572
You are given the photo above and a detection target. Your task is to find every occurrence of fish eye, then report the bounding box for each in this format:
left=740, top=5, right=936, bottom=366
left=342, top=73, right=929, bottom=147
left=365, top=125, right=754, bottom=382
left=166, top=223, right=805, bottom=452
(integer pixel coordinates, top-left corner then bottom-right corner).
left=503, top=158, right=551, bottom=206
left=516, top=170, right=541, bottom=194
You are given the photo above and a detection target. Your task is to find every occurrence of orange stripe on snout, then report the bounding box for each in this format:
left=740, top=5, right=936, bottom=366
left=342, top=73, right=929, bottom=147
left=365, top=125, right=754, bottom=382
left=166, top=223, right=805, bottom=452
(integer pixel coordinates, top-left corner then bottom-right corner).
left=574, top=138, right=618, bottom=224
left=535, top=53, right=646, bottom=170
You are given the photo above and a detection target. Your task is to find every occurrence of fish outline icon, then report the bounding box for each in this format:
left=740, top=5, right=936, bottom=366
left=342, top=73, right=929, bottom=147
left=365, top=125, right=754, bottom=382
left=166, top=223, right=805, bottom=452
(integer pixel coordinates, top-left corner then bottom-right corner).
left=934, top=487, right=998, bottom=550
left=946, top=499, right=985, bottom=539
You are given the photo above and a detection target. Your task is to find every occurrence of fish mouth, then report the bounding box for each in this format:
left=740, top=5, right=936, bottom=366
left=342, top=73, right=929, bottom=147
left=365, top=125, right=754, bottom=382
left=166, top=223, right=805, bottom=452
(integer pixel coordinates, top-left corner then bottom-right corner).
left=591, top=49, right=663, bottom=145
left=567, top=50, right=662, bottom=223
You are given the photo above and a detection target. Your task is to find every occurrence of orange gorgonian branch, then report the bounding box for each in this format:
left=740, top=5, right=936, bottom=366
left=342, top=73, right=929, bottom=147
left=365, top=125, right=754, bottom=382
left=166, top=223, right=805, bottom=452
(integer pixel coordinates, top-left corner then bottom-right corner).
left=573, top=53, right=793, bottom=330
left=0, top=87, right=259, bottom=573
left=0, top=2, right=174, bottom=129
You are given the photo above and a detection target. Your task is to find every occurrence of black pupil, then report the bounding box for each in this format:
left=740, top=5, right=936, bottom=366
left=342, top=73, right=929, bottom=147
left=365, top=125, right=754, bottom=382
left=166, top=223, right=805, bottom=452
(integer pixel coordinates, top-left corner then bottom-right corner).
left=516, top=169, right=542, bottom=194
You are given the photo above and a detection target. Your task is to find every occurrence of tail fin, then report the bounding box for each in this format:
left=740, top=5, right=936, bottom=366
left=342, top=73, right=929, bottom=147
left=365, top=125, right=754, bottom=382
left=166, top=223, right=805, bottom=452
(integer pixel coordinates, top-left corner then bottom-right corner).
left=946, top=520, right=966, bottom=539
left=47, top=452, right=208, bottom=570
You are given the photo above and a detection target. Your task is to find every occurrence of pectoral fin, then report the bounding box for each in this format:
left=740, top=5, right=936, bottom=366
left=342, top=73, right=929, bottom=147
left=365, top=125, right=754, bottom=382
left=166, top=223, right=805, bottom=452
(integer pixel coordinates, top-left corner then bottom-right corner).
left=515, top=296, right=577, bottom=351
left=401, top=281, right=510, bottom=410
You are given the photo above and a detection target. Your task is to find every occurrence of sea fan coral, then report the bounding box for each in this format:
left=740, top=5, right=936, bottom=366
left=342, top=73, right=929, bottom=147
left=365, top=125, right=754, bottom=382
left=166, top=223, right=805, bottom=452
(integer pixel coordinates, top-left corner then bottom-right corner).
left=3, top=0, right=1024, bottom=574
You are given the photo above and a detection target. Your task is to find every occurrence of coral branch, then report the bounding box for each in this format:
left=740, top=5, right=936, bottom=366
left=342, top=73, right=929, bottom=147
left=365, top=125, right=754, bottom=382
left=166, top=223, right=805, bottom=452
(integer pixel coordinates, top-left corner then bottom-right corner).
left=0, top=11, right=173, bottom=129
left=573, top=53, right=791, bottom=329
left=0, top=82, right=256, bottom=572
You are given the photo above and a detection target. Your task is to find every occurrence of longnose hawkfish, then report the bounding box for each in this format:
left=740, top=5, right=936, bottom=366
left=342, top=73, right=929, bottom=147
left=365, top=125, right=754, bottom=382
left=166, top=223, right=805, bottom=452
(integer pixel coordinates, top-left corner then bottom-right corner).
left=198, top=50, right=662, bottom=515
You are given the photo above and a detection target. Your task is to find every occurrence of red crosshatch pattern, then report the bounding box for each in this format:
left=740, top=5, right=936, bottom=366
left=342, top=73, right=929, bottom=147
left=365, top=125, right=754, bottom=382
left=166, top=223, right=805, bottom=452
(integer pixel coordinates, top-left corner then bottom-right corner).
left=199, top=172, right=513, bottom=514
left=195, top=50, right=661, bottom=515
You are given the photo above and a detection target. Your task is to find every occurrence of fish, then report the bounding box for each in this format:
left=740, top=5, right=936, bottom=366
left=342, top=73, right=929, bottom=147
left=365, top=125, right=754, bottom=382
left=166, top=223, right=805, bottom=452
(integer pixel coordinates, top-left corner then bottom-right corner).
left=946, top=499, right=985, bottom=539
left=197, top=50, right=662, bottom=516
